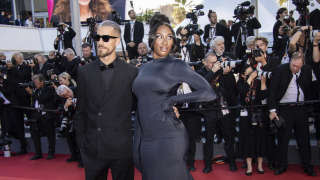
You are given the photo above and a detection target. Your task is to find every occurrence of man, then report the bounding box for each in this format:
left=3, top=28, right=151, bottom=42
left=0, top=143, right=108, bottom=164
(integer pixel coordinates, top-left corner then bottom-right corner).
left=124, top=10, right=144, bottom=59
left=33, top=54, right=54, bottom=80
left=176, top=27, right=205, bottom=63
left=268, top=52, right=317, bottom=176
left=54, top=23, right=76, bottom=54
left=81, top=43, right=96, bottom=64
left=62, top=48, right=80, bottom=80
left=75, top=20, right=138, bottom=180
left=130, top=42, right=152, bottom=67
left=197, top=52, right=238, bottom=173
left=231, top=13, right=261, bottom=59
left=25, top=74, right=60, bottom=160
left=203, top=10, right=232, bottom=52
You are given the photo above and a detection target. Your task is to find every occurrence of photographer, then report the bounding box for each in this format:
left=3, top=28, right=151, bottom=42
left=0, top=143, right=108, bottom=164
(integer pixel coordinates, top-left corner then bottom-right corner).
left=268, top=52, right=317, bottom=176
left=25, top=74, right=60, bottom=160
left=54, top=23, right=76, bottom=54
left=176, top=27, right=205, bottom=63
left=32, top=54, right=54, bottom=80
left=61, top=48, right=81, bottom=80
left=81, top=43, right=96, bottom=65
left=197, top=52, right=238, bottom=172
left=1, top=52, right=33, bottom=155
left=56, top=85, right=82, bottom=167
left=204, top=10, right=232, bottom=52
left=288, top=26, right=312, bottom=57
left=237, top=64, right=268, bottom=176
left=272, top=8, right=288, bottom=53
left=231, top=11, right=261, bottom=59
left=130, top=42, right=152, bottom=67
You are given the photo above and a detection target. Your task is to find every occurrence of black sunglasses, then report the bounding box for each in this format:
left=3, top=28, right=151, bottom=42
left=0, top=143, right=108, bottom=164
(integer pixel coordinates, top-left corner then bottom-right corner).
left=93, top=34, right=118, bottom=42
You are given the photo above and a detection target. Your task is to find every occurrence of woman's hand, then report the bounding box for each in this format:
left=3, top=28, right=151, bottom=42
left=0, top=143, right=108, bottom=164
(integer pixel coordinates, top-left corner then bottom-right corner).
left=173, top=106, right=180, bottom=119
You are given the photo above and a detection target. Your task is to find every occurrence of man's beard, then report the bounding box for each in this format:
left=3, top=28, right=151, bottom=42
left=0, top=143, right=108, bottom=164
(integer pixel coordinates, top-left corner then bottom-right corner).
left=97, top=47, right=112, bottom=58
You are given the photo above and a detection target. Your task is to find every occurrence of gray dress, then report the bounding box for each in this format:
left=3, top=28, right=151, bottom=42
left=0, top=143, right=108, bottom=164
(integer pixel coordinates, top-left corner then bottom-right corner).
left=132, top=56, right=216, bottom=180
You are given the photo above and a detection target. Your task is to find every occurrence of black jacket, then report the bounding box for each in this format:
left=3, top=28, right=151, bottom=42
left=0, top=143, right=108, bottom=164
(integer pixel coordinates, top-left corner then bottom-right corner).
left=74, top=58, right=138, bottom=159
left=124, top=21, right=144, bottom=46
left=54, top=27, right=76, bottom=51
left=268, top=63, right=315, bottom=110
left=203, top=23, right=232, bottom=52
left=175, top=39, right=205, bottom=62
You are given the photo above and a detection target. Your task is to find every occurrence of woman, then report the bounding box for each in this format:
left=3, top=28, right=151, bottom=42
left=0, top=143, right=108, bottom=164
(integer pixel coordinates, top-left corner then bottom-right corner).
left=272, top=8, right=288, bottom=53
left=53, top=0, right=112, bottom=22
left=58, top=72, right=77, bottom=92
left=132, top=14, right=216, bottom=180
left=237, top=65, right=268, bottom=176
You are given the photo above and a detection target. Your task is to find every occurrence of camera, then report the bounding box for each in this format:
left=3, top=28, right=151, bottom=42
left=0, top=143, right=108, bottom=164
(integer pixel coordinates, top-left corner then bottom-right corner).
left=18, top=81, right=34, bottom=88
left=257, top=70, right=272, bottom=79
left=112, top=11, right=130, bottom=25
left=57, top=24, right=65, bottom=32
left=234, top=1, right=255, bottom=21
left=185, top=4, right=204, bottom=36
left=59, top=117, right=69, bottom=135
left=246, top=47, right=264, bottom=58
left=218, top=57, right=242, bottom=68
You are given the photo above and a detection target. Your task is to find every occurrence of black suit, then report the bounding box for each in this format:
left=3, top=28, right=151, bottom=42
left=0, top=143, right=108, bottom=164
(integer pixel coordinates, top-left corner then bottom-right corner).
left=74, top=58, right=138, bottom=180
left=203, top=23, right=232, bottom=52
left=231, top=17, right=261, bottom=59
left=124, top=21, right=144, bottom=59
left=54, top=27, right=76, bottom=52
left=268, top=63, right=315, bottom=170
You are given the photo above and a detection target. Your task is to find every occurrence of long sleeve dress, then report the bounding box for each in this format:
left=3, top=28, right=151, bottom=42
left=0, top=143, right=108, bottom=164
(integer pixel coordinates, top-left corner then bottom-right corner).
left=132, top=56, right=216, bottom=180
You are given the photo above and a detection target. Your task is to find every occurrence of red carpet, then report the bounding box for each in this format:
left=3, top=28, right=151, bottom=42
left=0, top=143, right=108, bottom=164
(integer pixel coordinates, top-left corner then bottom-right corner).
left=0, top=153, right=318, bottom=180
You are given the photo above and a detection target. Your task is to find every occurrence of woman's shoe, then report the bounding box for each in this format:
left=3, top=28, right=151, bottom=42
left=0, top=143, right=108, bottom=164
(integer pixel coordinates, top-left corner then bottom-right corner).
left=245, top=171, right=252, bottom=176
left=257, top=169, right=264, bottom=174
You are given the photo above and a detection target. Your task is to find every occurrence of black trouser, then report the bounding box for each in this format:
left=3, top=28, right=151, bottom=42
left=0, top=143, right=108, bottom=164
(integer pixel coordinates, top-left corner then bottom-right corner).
left=314, top=113, right=320, bottom=141
left=126, top=45, right=138, bottom=59
left=30, top=117, right=56, bottom=155
left=5, top=107, right=27, bottom=150
left=180, top=111, right=202, bottom=167
left=66, top=130, right=81, bottom=160
left=202, top=110, right=236, bottom=166
left=277, top=106, right=311, bottom=169
left=81, top=152, right=134, bottom=180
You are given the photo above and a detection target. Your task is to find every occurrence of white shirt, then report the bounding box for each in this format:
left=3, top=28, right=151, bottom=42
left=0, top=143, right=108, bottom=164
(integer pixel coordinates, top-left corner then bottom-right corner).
left=181, top=45, right=190, bottom=62
left=280, top=71, right=304, bottom=103
left=130, top=20, right=136, bottom=42
left=25, top=19, right=33, bottom=27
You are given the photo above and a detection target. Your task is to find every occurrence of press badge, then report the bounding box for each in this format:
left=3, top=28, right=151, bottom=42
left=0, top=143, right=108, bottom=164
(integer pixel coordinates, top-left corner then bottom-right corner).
left=240, top=109, right=248, bottom=117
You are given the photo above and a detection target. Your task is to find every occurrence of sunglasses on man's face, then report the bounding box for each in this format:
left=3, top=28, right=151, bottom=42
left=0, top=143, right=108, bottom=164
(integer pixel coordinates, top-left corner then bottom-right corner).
left=94, top=34, right=118, bottom=42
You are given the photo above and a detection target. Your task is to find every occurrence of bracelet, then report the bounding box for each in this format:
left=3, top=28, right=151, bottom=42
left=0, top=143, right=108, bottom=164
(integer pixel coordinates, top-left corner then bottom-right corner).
left=313, top=44, right=319, bottom=47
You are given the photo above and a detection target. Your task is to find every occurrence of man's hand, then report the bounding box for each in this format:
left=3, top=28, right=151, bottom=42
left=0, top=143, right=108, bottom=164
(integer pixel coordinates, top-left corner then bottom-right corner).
left=211, top=62, right=221, bottom=73
left=173, top=106, right=180, bottom=119
left=64, top=98, right=73, bottom=109
left=247, top=71, right=257, bottom=85
left=223, top=66, right=232, bottom=75
left=269, top=111, right=279, bottom=121
left=313, top=32, right=320, bottom=44
left=25, top=87, right=33, bottom=95
left=128, top=42, right=135, bottom=48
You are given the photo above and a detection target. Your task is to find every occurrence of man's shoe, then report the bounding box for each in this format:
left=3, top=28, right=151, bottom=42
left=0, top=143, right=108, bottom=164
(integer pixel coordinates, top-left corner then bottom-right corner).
left=66, top=156, right=78, bottom=162
left=202, top=166, right=212, bottom=174
left=229, top=162, right=238, bottom=172
left=304, top=167, right=317, bottom=176
left=30, top=154, right=43, bottom=160
left=46, top=154, right=55, bottom=160
left=274, top=167, right=287, bottom=175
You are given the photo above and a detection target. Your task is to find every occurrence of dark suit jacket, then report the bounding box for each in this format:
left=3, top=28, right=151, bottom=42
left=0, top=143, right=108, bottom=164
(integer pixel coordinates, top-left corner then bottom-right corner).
left=74, top=58, right=138, bottom=159
left=54, top=27, right=76, bottom=51
left=203, top=23, right=232, bottom=52
left=268, top=63, right=314, bottom=110
left=124, top=21, right=144, bottom=46
left=175, top=39, right=205, bottom=62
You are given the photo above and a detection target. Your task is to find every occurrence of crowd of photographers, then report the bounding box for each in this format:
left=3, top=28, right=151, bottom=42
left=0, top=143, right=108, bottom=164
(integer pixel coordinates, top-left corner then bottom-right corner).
left=1, top=0, right=320, bottom=177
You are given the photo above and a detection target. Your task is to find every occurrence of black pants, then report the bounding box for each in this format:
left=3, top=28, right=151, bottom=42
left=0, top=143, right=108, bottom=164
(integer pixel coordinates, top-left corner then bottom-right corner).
left=277, top=106, right=311, bottom=169
left=180, top=111, right=201, bottom=167
left=66, top=130, right=81, bottom=160
left=202, top=110, right=236, bottom=166
left=81, top=152, right=134, bottom=180
left=30, top=117, right=56, bottom=155
left=4, top=107, right=27, bottom=150
left=314, top=114, right=320, bottom=141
